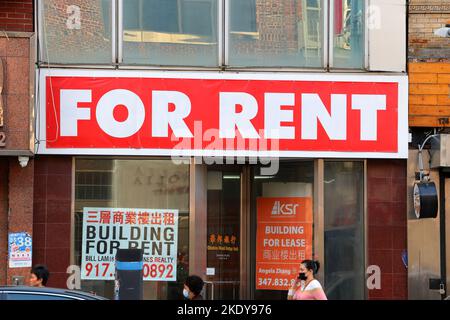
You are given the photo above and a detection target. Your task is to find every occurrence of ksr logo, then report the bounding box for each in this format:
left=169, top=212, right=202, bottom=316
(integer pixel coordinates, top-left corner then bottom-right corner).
left=271, top=201, right=300, bottom=216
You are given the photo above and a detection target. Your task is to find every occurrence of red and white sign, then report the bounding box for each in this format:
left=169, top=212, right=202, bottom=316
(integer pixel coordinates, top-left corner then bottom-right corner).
left=256, top=197, right=313, bottom=290
left=38, top=69, right=408, bottom=158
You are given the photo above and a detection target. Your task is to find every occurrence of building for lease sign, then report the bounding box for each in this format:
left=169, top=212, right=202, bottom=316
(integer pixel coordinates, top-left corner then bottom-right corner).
left=256, top=197, right=313, bottom=290
left=81, top=207, right=178, bottom=281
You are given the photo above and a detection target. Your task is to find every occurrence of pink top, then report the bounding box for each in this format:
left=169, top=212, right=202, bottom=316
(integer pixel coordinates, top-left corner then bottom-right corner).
left=292, top=280, right=327, bottom=300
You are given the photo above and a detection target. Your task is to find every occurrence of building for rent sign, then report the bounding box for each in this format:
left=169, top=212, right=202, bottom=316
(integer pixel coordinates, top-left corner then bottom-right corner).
left=38, top=69, right=408, bottom=159
left=81, top=207, right=178, bottom=281
left=256, top=197, right=313, bottom=290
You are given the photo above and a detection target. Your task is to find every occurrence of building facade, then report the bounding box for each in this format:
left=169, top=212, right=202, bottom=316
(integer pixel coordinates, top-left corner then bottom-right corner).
left=1, top=0, right=411, bottom=300
left=407, top=0, right=450, bottom=300
left=0, top=0, right=35, bottom=286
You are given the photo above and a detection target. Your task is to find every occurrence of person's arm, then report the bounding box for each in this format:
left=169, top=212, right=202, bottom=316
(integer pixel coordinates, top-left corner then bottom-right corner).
left=287, top=280, right=300, bottom=300
left=287, top=288, right=295, bottom=300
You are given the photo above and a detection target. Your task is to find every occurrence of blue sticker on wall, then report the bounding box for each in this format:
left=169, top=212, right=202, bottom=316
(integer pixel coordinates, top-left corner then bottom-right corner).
left=8, top=232, right=32, bottom=268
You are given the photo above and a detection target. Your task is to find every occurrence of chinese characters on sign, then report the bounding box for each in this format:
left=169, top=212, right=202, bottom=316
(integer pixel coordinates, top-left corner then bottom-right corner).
left=81, top=207, right=178, bottom=281
left=207, top=232, right=239, bottom=253
left=256, top=197, right=313, bottom=290
left=8, top=232, right=32, bottom=268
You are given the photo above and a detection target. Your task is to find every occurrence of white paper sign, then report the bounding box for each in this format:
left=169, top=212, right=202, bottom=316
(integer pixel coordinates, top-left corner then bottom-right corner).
left=81, top=207, right=178, bottom=281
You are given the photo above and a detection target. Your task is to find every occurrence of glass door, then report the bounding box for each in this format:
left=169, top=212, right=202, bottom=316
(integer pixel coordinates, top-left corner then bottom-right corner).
left=205, top=166, right=242, bottom=299
left=250, top=161, right=315, bottom=299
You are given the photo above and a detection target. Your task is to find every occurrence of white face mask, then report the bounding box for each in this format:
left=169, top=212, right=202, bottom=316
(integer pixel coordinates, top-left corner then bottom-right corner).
left=183, top=289, right=190, bottom=299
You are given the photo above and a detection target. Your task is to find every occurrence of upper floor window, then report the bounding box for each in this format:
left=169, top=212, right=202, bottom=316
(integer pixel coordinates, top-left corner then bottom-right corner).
left=40, top=0, right=113, bottom=64
left=39, top=0, right=367, bottom=70
left=332, top=0, right=365, bottom=69
left=122, top=0, right=218, bottom=66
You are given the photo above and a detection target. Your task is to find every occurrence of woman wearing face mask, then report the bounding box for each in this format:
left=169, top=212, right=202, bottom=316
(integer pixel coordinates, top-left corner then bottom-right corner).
left=183, top=275, right=204, bottom=300
left=287, top=260, right=327, bottom=300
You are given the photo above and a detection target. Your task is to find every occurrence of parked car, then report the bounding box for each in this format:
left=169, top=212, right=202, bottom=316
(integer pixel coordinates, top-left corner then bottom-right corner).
left=0, top=286, right=108, bottom=300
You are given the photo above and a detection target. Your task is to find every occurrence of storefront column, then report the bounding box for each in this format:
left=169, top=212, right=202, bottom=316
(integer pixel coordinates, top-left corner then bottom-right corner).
left=0, top=159, right=8, bottom=285
left=314, top=159, right=325, bottom=283
left=6, top=157, right=34, bottom=285
left=189, top=158, right=207, bottom=278
left=240, top=166, right=251, bottom=299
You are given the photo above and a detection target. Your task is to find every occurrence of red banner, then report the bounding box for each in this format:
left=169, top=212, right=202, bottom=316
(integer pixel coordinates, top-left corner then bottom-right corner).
left=39, top=70, right=408, bottom=158
left=256, top=197, right=313, bottom=290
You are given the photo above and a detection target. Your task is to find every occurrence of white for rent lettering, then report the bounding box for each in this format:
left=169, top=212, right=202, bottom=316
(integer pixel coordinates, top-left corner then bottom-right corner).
left=59, top=89, right=386, bottom=142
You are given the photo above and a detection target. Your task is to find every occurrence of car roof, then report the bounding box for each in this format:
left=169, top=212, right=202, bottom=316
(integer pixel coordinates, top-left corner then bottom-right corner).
left=0, top=286, right=108, bottom=300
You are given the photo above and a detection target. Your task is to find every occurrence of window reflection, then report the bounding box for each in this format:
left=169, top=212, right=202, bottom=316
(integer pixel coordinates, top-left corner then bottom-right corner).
left=228, top=0, right=324, bottom=68
left=333, top=0, right=365, bottom=69
left=324, top=161, right=365, bottom=300
left=122, top=0, right=218, bottom=66
left=41, top=0, right=112, bottom=64
left=206, top=170, right=241, bottom=300
left=39, top=0, right=367, bottom=69
left=74, top=159, right=189, bottom=300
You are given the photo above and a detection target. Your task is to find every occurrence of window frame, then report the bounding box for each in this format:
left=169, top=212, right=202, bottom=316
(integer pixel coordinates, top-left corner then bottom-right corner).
left=118, top=0, right=221, bottom=68
left=71, top=156, right=191, bottom=300
left=37, top=0, right=117, bottom=68
left=328, top=0, right=369, bottom=70
left=37, top=0, right=370, bottom=71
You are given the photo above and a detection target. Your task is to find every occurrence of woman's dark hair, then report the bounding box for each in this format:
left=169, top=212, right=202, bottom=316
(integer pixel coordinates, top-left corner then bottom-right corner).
left=185, top=275, right=204, bottom=296
left=31, top=264, right=50, bottom=286
left=301, top=260, right=320, bottom=275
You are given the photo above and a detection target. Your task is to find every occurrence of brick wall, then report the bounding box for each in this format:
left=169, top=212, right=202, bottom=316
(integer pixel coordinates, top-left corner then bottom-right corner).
left=235, top=0, right=301, bottom=55
left=367, top=160, right=408, bottom=300
left=0, top=157, right=36, bottom=286
left=0, top=0, right=33, bottom=32
left=6, top=157, right=34, bottom=285
left=408, top=1, right=450, bottom=128
left=0, top=35, right=33, bottom=151
left=409, top=0, right=450, bottom=61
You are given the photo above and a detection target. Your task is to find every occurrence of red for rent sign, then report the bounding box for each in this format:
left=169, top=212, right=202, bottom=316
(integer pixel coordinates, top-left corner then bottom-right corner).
left=38, top=69, right=408, bottom=158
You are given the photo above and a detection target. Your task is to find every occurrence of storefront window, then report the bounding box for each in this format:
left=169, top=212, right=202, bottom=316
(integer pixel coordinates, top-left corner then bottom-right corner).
left=40, top=0, right=113, bottom=64
left=74, top=158, right=189, bottom=300
left=324, top=161, right=365, bottom=299
left=251, top=161, right=315, bottom=299
left=228, top=0, right=324, bottom=68
left=332, top=0, right=365, bottom=69
left=122, top=0, right=218, bottom=67
left=38, top=0, right=368, bottom=69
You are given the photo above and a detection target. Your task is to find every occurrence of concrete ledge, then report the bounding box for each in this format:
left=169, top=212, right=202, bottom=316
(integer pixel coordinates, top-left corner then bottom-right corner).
left=0, top=32, right=34, bottom=39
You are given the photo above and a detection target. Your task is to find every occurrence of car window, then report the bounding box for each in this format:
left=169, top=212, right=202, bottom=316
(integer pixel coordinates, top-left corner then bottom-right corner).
left=6, top=292, right=79, bottom=300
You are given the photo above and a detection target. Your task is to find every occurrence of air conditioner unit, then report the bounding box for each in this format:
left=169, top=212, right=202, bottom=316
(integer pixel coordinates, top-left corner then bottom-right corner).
left=430, top=134, right=450, bottom=168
